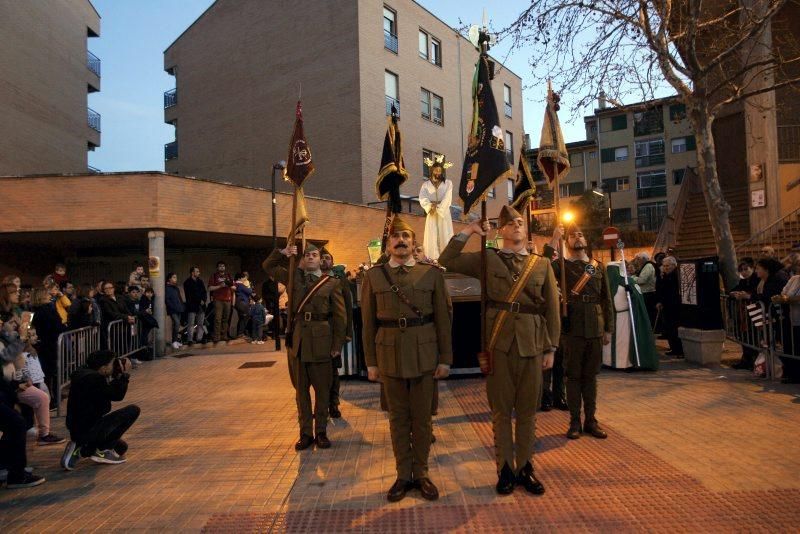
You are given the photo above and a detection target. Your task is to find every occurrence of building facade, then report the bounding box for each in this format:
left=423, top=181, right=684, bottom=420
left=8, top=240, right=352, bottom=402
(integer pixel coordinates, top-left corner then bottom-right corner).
left=529, top=96, right=699, bottom=233
left=0, top=0, right=101, bottom=175
left=162, top=0, right=524, bottom=218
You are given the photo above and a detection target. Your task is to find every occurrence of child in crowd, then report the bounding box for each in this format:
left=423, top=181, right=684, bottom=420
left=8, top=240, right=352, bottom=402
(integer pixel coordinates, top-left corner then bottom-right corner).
left=249, top=296, right=272, bottom=345
left=14, top=335, right=65, bottom=446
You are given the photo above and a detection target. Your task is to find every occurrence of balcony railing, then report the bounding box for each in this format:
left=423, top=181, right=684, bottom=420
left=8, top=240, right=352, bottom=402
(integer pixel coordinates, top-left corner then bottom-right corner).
left=504, top=103, right=512, bottom=118
left=87, top=108, right=101, bottom=132
left=386, top=96, right=400, bottom=117
left=164, top=88, right=177, bottom=109
left=165, top=141, right=178, bottom=161
left=384, top=30, right=398, bottom=53
left=635, top=153, right=665, bottom=168
left=637, top=186, right=667, bottom=199
left=87, top=165, right=100, bottom=174
left=87, top=51, right=101, bottom=76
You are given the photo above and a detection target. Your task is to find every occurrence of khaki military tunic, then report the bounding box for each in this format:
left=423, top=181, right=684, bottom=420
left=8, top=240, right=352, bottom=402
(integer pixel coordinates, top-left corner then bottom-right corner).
left=361, top=260, right=452, bottom=480
left=439, top=235, right=560, bottom=473
left=263, top=249, right=346, bottom=437
left=552, top=258, right=614, bottom=426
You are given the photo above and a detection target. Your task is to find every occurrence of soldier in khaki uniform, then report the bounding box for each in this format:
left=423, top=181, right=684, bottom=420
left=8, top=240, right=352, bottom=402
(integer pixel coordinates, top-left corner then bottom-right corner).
left=439, top=205, right=560, bottom=496
left=362, top=216, right=452, bottom=502
left=551, top=223, right=614, bottom=440
left=320, top=248, right=353, bottom=419
left=262, top=244, right=347, bottom=451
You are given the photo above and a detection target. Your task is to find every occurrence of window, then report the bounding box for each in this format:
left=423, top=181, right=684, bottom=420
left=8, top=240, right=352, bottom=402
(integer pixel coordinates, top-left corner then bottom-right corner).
left=559, top=182, right=585, bottom=197
left=612, top=208, right=632, bottom=223
left=383, top=7, right=397, bottom=53
left=432, top=93, right=443, bottom=124
left=602, top=177, right=630, bottom=193
left=569, top=152, right=584, bottom=167
left=503, top=85, right=512, bottom=117
left=601, top=146, right=629, bottom=163
left=638, top=201, right=668, bottom=231
left=588, top=151, right=597, bottom=159
left=669, top=103, right=686, bottom=121
left=420, top=88, right=443, bottom=125
left=633, top=106, right=664, bottom=136
left=611, top=115, right=628, bottom=131
left=671, top=136, right=696, bottom=153
left=505, top=131, right=514, bottom=164
left=385, top=71, right=399, bottom=116
left=422, top=148, right=442, bottom=178
left=430, top=37, right=441, bottom=66
left=488, top=187, right=495, bottom=199
left=634, top=138, right=665, bottom=167
left=418, top=29, right=442, bottom=65
left=673, top=168, right=685, bottom=185
left=507, top=179, right=514, bottom=201
left=636, top=169, right=667, bottom=199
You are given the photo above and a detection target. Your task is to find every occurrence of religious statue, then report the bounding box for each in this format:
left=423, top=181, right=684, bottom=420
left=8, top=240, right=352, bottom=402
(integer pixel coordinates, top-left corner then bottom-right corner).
left=418, top=155, right=454, bottom=260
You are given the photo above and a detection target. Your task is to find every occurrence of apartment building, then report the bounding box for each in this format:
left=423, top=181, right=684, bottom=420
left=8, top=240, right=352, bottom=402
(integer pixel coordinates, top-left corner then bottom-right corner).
left=0, top=0, right=101, bottom=175
left=162, top=0, right=524, bottom=218
left=529, top=96, right=699, bottom=233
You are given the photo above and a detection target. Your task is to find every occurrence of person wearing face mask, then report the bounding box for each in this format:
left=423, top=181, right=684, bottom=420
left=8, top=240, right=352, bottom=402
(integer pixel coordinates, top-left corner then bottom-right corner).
left=656, top=256, right=683, bottom=358
left=440, top=205, right=560, bottom=497
left=551, top=221, right=614, bottom=441
left=262, top=243, right=347, bottom=452
left=362, top=216, right=452, bottom=503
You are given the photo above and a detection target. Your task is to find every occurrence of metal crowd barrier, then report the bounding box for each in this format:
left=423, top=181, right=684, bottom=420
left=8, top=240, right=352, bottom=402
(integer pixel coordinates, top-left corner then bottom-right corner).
left=721, top=295, right=800, bottom=380
left=106, top=317, right=152, bottom=360
left=55, top=326, right=100, bottom=416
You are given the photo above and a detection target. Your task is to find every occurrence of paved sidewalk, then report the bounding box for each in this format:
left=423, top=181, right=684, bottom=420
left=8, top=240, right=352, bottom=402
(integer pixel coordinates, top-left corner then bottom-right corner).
left=1, top=345, right=799, bottom=532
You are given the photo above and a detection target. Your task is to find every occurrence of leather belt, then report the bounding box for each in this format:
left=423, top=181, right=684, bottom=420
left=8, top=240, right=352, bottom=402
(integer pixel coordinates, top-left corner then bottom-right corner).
left=487, top=300, right=543, bottom=314
left=568, top=295, right=599, bottom=303
left=302, top=312, right=331, bottom=322
left=379, top=314, right=434, bottom=328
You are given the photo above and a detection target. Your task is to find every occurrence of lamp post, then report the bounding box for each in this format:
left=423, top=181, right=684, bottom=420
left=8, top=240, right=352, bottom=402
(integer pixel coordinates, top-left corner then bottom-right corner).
left=271, top=160, right=286, bottom=351
left=593, top=186, right=615, bottom=260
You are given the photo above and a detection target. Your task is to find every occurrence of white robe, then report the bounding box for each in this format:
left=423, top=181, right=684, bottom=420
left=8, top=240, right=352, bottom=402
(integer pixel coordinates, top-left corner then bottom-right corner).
left=418, top=179, right=454, bottom=260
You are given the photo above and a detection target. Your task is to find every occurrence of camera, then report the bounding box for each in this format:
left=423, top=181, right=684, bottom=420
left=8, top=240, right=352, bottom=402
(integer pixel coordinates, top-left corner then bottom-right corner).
left=113, top=357, right=130, bottom=376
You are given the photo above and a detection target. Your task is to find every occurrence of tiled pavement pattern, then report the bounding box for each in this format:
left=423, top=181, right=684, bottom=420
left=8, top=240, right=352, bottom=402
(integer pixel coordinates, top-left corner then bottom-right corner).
left=1, top=345, right=799, bottom=532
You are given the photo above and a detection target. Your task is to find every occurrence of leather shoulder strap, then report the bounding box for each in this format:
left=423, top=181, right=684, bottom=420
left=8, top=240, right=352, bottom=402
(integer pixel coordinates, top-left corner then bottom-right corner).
left=293, top=275, right=332, bottom=319
left=379, top=264, right=425, bottom=318
left=487, top=255, right=541, bottom=353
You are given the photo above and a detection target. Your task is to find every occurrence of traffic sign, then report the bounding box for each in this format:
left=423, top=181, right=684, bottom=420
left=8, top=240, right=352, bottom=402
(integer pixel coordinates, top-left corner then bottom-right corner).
left=602, top=226, right=620, bottom=248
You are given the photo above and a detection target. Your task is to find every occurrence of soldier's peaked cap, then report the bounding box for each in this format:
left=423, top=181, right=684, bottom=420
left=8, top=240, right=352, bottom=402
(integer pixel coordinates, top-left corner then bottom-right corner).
left=565, top=221, right=583, bottom=235
left=389, top=216, right=415, bottom=235
left=304, top=243, right=320, bottom=254
left=498, top=205, right=524, bottom=227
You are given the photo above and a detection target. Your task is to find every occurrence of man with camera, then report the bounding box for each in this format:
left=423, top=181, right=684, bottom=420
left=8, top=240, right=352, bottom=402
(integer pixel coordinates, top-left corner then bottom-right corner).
left=61, top=350, right=141, bottom=471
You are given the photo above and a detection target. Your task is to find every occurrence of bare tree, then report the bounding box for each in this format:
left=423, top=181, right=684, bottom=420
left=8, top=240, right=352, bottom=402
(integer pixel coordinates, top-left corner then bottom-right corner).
left=500, top=0, right=800, bottom=289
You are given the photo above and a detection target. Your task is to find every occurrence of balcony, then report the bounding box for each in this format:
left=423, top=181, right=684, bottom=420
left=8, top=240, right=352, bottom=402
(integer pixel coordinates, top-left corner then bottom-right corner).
left=87, top=108, right=101, bottom=132
left=635, top=153, right=665, bottom=168
left=164, top=88, right=177, bottom=109
left=385, top=96, right=400, bottom=117
left=87, top=51, right=101, bottom=77
left=384, top=30, right=398, bottom=53
left=164, top=141, right=178, bottom=161
left=637, top=186, right=667, bottom=199
left=87, top=165, right=101, bottom=174
left=504, top=103, right=512, bottom=118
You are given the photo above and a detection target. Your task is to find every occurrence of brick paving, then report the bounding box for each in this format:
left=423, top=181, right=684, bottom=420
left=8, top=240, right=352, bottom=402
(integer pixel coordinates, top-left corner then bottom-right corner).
left=1, top=344, right=799, bottom=532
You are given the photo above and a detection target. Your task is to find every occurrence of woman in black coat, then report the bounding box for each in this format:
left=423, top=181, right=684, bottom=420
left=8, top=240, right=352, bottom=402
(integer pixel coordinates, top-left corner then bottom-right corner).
left=656, top=256, right=683, bottom=357
left=30, top=287, right=66, bottom=406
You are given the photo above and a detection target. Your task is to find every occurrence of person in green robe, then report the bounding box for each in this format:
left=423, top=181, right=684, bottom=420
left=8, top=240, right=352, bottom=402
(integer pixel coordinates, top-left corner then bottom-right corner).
left=602, top=261, right=659, bottom=371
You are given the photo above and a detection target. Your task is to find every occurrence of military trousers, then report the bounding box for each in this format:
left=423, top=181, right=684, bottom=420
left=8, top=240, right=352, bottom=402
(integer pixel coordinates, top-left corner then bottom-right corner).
left=383, top=372, right=435, bottom=481
left=561, top=335, right=603, bottom=425
left=541, top=347, right=566, bottom=406
left=330, top=355, right=342, bottom=408
left=288, top=352, right=333, bottom=438
left=486, top=343, right=542, bottom=475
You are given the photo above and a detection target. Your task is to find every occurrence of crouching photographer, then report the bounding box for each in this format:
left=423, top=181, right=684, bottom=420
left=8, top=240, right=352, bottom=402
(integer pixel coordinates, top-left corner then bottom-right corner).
left=61, top=350, right=140, bottom=471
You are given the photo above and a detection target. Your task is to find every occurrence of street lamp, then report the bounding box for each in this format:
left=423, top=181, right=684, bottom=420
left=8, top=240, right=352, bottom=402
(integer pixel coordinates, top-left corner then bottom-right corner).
left=271, top=161, right=286, bottom=250
left=270, top=160, right=286, bottom=351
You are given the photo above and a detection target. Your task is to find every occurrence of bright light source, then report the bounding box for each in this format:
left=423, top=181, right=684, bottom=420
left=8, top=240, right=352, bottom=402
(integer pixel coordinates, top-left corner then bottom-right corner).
left=592, top=189, right=605, bottom=197
left=561, top=211, right=575, bottom=223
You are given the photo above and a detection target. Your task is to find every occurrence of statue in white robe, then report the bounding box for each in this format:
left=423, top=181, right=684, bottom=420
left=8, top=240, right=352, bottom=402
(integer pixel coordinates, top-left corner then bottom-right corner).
left=418, top=156, right=454, bottom=260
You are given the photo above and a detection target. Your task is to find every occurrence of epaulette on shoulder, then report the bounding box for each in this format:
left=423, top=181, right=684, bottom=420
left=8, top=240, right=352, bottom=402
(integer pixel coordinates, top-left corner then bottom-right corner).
left=418, top=259, right=445, bottom=271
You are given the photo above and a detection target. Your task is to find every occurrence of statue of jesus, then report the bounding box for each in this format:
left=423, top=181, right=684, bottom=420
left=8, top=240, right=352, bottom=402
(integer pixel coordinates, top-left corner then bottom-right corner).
left=418, top=155, right=454, bottom=260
